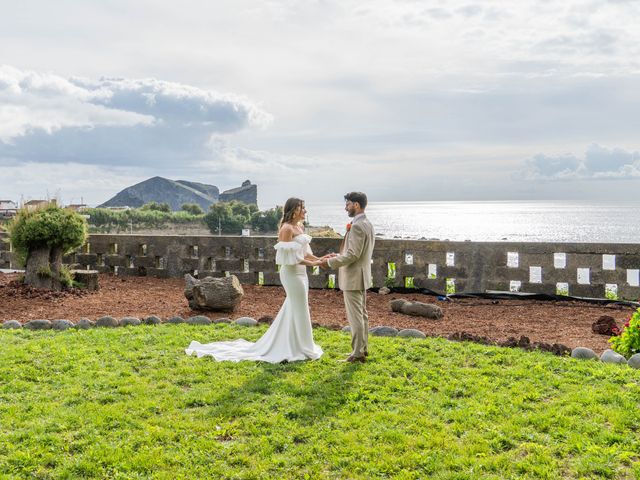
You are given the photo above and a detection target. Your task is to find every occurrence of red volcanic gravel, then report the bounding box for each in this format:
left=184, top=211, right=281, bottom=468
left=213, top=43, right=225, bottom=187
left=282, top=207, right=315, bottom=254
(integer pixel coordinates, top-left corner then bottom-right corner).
left=0, top=272, right=632, bottom=354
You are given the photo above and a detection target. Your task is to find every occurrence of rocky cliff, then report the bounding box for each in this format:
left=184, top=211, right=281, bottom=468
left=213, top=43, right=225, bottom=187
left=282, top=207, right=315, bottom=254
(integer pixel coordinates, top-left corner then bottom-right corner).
left=99, top=177, right=256, bottom=210
left=219, top=180, right=257, bottom=205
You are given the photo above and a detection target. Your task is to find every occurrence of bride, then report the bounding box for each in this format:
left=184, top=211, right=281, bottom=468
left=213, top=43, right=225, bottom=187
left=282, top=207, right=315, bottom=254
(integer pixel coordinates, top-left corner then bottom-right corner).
left=185, top=198, right=328, bottom=363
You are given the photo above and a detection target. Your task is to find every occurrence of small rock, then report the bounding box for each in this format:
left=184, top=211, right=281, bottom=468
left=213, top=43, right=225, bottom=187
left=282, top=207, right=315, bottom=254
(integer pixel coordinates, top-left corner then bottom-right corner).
left=166, top=316, right=185, bottom=324
left=628, top=353, right=640, bottom=369
left=24, top=319, right=52, bottom=330
left=397, top=328, right=426, bottom=338
left=186, top=315, right=212, bottom=325
left=213, top=317, right=231, bottom=324
left=96, top=316, right=119, bottom=328
left=571, top=347, right=598, bottom=360
left=378, top=287, right=391, bottom=295
left=52, top=319, right=74, bottom=331
left=600, top=349, right=627, bottom=364
left=592, top=315, right=619, bottom=336
left=370, top=326, right=398, bottom=337
left=120, top=317, right=141, bottom=327
left=257, top=315, right=274, bottom=324
left=75, top=318, right=95, bottom=329
left=342, top=325, right=351, bottom=333
left=500, top=337, right=518, bottom=348
left=2, top=320, right=22, bottom=329
left=517, top=336, right=531, bottom=348
left=235, top=316, right=258, bottom=327
left=551, top=343, right=571, bottom=356
left=143, top=315, right=162, bottom=325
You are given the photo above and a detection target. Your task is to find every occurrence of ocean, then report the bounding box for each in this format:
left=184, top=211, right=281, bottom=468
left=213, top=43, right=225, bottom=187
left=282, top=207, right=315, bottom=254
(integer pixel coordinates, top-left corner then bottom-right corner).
left=304, top=201, right=640, bottom=243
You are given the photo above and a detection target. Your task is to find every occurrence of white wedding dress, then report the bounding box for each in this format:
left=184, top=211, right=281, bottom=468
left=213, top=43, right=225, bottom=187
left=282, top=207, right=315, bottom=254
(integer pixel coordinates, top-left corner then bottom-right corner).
left=185, top=234, right=323, bottom=363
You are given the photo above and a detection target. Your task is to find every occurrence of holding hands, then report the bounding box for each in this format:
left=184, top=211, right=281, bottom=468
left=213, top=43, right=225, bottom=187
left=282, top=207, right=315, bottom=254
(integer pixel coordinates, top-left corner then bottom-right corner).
left=317, top=253, right=337, bottom=269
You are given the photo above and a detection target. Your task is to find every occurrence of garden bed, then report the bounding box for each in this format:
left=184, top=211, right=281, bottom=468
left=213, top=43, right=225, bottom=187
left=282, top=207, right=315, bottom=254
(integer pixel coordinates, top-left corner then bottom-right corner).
left=0, top=272, right=631, bottom=353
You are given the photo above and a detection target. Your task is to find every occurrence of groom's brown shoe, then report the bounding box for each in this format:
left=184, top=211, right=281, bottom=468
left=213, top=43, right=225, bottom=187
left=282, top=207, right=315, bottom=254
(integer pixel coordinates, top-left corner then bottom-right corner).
left=345, top=354, right=366, bottom=363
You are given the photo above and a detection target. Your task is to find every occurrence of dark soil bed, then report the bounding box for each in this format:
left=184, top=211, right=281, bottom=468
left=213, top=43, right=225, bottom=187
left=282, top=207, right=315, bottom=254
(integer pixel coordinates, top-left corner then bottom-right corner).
left=0, top=272, right=631, bottom=354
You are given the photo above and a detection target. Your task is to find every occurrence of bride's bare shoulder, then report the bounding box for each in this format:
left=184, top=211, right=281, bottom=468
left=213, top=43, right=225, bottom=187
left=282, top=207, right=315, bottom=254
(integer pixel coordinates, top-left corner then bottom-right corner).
left=278, top=223, right=295, bottom=242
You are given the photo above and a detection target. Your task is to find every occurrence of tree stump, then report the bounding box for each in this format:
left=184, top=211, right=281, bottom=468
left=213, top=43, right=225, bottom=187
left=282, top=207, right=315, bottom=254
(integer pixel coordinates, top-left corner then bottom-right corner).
left=72, top=270, right=100, bottom=291
left=24, top=246, right=63, bottom=290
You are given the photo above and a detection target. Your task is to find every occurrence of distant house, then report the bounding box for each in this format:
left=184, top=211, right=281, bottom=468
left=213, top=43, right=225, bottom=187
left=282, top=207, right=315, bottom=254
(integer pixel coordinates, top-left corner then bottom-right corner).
left=103, top=206, right=131, bottom=211
left=66, top=203, right=88, bottom=212
left=0, top=200, right=18, bottom=218
left=24, top=199, right=57, bottom=211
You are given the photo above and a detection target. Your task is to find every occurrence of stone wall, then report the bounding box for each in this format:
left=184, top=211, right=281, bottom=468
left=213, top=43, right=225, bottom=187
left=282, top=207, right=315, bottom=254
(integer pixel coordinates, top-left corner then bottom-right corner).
left=1, top=233, right=639, bottom=300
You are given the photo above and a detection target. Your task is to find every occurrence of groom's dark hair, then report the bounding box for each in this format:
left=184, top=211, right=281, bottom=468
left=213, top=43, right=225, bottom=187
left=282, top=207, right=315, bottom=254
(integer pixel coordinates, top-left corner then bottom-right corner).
left=344, top=192, right=368, bottom=209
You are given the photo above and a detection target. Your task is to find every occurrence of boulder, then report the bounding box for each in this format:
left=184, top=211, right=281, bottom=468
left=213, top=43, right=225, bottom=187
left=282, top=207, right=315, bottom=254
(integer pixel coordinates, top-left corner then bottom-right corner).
left=571, top=347, right=598, bottom=360
left=96, top=316, right=119, bottom=328
left=24, top=319, right=52, bottom=330
left=52, top=319, right=74, bottom=331
left=397, top=328, right=426, bottom=338
left=591, top=315, right=619, bottom=335
left=628, top=353, right=640, bottom=369
left=186, top=315, right=212, bottom=325
left=235, top=317, right=258, bottom=327
left=75, top=318, right=95, bottom=329
left=378, top=287, right=391, bottom=295
left=390, top=298, right=443, bottom=320
left=120, top=317, right=141, bottom=327
left=370, top=326, right=398, bottom=337
left=143, top=315, right=162, bottom=325
left=184, top=274, right=244, bottom=312
left=600, top=349, right=627, bottom=364
left=2, top=320, right=22, bottom=329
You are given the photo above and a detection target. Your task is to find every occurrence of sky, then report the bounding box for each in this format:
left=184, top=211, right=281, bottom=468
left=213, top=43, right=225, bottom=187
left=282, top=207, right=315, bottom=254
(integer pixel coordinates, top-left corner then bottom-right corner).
left=1, top=0, right=640, bottom=208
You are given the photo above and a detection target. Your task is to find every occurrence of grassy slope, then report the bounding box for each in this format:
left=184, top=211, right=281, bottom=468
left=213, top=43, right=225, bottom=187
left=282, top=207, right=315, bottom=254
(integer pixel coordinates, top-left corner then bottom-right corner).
left=1, top=326, right=639, bottom=479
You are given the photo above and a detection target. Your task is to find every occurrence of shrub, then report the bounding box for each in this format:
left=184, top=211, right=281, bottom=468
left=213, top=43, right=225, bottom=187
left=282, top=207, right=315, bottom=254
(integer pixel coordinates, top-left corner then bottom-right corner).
left=8, top=205, right=87, bottom=267
left=181, top=203, right=204, bottom=215
left=140, top=201, right=171, bottom=212
left=7, top=205, right=87, bottom=290
left=609, top=308, right=640, bottom=358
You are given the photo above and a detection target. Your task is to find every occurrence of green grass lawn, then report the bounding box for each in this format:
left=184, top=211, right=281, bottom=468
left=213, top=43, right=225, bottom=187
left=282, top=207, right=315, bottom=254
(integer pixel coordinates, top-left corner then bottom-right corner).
left=1, top=325, right=639, bottom=479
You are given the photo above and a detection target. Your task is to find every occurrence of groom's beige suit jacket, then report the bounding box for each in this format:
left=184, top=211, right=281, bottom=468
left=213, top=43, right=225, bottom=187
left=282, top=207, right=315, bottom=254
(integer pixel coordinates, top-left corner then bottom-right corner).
left=328, top=215, right=375, bottom=291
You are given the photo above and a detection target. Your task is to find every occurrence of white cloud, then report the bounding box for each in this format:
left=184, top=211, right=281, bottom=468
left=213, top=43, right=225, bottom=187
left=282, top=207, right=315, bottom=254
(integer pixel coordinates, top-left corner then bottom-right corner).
left=519, top=144, right=640, bottom=180
left=0, top=65, right=272, bottom=165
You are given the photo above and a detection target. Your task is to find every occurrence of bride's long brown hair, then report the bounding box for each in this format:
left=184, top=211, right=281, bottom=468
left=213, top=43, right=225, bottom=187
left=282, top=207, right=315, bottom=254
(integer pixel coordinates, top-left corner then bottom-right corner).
left=279, top=197, right=304, bottom=228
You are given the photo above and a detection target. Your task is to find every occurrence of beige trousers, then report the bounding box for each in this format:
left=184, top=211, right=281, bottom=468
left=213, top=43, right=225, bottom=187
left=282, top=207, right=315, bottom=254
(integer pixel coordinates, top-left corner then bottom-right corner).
left=343, top=290, right=368, bottom=356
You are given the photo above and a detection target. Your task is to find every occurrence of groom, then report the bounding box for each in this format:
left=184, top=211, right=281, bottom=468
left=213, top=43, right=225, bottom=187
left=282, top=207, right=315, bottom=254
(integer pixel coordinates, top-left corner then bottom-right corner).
left=321, top=192, right=375, bottom=363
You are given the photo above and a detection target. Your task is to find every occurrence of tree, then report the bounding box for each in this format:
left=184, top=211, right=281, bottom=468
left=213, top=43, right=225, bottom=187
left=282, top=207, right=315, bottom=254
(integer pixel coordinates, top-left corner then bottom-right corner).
left=181, top=203, right=204, bottom=215
left=140, top=201, right=171, bottom=212
left=204, top=201, right=249, bottom=234
left=8, top=205, right=87, bottom=290
left=250, top=206, right=283, bottom=233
